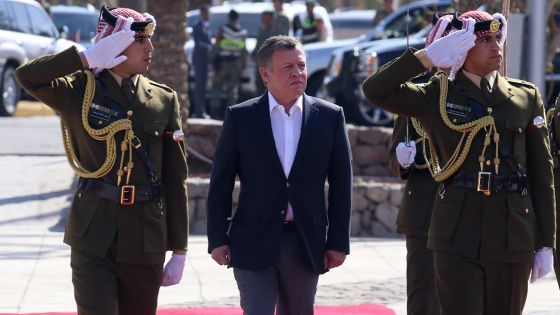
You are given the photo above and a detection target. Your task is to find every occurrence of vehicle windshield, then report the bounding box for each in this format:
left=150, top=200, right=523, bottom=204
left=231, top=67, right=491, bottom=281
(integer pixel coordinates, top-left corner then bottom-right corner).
left=188, top=12, right=261, bottom=38
left=51, top=12, right=98, bottom=43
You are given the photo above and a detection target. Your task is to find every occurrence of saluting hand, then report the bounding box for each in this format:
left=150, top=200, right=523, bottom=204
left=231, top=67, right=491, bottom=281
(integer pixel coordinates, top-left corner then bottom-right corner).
left=424, top=17, right=476, bottom=69
left=323, top=249, right=346, bottom=270
left=161, top=253, right=186, bottom=287
left=211, top=245, right=231, bottom=266
left=82, top=17, right=135, bottom=70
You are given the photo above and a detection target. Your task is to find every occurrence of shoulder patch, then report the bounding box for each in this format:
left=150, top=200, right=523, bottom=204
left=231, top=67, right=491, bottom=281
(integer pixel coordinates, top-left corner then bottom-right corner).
left=506, top=77, right=536, bottom=89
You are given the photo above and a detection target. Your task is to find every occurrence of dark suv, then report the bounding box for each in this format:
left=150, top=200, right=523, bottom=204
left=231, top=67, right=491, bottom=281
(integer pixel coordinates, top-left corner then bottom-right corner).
left=0, top=0, right=80, bottom=116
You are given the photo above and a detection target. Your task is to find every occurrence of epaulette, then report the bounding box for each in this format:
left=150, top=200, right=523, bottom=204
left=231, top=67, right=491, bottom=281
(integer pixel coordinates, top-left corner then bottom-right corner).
left=506, top=77, right=536, bottom=89
left=147, top=79, right=175, bottom=93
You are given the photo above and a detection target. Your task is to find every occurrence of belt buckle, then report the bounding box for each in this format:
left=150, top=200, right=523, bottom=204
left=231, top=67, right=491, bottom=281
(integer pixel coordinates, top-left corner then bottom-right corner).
left=120, top=185, right=135, bottom=205
left=477, top=171, right=492, bottom=196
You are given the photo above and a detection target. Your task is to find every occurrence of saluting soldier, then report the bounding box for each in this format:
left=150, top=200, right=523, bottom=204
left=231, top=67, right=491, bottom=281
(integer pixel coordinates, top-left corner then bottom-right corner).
left=363, top=11, right=555, bottom=315
left=15, top=6, right=189, bottom=315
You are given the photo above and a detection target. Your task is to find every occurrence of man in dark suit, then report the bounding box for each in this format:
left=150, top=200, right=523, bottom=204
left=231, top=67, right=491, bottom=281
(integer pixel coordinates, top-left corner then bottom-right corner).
left=207, top=35, right=352, bottom=315
left=16, top=6, right=189, bottom=315
left=192, top=5, right=211, bottom=118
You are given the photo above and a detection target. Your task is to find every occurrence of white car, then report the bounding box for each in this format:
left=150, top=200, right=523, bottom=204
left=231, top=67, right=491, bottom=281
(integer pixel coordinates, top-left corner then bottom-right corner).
left=0, top=0, right=83, bottom=116
left=184, top=1, right=332, bottom=106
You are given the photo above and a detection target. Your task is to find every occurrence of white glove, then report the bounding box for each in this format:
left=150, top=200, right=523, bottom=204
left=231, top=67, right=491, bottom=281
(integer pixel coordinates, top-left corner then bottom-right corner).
left=530, top=247, right=553, bottom=283
left=396, top=141, right=416, bottom=168
left=161, top=253, right=186, bottom=287
left=83, top=28, right=135, bottom=70
left=424, top=18, right=476, bottom=69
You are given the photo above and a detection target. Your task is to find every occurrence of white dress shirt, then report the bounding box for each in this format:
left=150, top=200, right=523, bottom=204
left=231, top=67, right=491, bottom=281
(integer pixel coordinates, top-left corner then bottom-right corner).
left=268, top=92, right=303, bottom=222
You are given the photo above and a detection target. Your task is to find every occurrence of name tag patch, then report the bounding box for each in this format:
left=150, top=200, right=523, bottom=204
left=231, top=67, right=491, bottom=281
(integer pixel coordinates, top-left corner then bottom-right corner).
left=446, top=102, right=471, bottom=118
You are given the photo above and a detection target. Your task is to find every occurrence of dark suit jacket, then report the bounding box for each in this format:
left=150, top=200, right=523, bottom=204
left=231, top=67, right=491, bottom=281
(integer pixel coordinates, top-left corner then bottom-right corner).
left=207, top=93, right=352, bottom=274
left=15, top=47, right=189, bottom=265
left=362, top=49, right=555, bottom=263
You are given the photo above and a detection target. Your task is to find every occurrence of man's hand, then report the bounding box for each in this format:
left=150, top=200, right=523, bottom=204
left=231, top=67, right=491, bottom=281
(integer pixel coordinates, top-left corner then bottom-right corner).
left=323, top=249, right=346, bottom=270
left=82, top=26, right=135, bottom=70
left=424, top=18, right=476, bottom=69
left=396, top=141, right=416, bottom=169
left=161, top=253, right=186, bottom=287
left=530, top=247, right=553, bottom=283
left=211, top=245, right=230, bottom=266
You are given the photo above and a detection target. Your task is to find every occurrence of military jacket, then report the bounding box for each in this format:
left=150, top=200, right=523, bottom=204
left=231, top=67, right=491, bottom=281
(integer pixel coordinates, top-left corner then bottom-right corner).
left=15, top=47, right=189, bottom=265
left=363, top=49, right=555, bottom=263
left=547, top=96, right=560, bottom=248
left=389, top=116, right=438, bottom=236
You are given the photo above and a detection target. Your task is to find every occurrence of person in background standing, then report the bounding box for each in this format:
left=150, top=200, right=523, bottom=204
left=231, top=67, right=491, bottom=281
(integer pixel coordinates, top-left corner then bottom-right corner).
left=192, top=5, right=211, bottom=118
left=272, top=0, right=290, bottom=36
left=253, top=10, right=275, bottom=95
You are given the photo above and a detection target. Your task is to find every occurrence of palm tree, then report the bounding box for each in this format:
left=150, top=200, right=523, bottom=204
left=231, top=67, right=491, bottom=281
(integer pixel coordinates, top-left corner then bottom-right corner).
left=146, top=0, right=190, bottom=130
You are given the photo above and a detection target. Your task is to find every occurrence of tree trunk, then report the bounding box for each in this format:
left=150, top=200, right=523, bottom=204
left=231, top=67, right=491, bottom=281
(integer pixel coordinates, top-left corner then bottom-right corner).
left=146, top=0, right=190, bottom=131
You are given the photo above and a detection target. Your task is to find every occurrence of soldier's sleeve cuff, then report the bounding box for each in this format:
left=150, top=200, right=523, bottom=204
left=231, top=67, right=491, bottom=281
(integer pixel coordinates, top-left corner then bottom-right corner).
left=414, top=49, right=435, bottom=69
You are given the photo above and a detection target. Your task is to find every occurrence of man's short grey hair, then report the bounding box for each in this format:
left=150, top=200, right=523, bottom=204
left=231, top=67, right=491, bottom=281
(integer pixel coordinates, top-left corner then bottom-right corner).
left=257, top=35, right=304, bottom=68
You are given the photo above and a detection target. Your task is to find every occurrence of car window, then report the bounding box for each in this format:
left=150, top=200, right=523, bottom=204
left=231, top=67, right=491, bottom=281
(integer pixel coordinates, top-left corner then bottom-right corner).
left=0, top=1, right=12, bottom=30
left=331, top=18, right=372, bottom=29
left=383, top=8, right=431, bottom=38
left=52, top=12, right=98, bottom=43
left=9, top=2, right=32, bottom=34
left=27, top=5, right=56, bottom=37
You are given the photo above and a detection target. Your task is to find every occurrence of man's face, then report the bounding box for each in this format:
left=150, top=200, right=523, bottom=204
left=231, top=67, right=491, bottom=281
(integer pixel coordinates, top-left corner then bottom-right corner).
left=114, top=35, right=154, bottom=77
left=262, top=14, right=273, bottom=27
left=260, top=48, right=307, bottom=104
left=273, top=0, right=282, bottom=11
left=201, top=10, right=209, bottom=21
left=463, top=31, right=503, bottom=76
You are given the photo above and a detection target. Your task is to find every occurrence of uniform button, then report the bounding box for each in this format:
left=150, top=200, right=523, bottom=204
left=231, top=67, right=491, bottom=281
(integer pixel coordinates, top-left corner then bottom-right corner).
left=524, top=208, right=529, bottom=214
left=453, top=118, right=457, bottom=123
left=127, top=110, right=133, bottom=117
left=155, top=131, right=159, bottom=136
left=160, top=211, right=164, bottom=216
left=280, top=210, right=286, bottom=215
left=78, top=192, right=82, bottom=198
left=485, top=160, right=491, bottom=166
left=98, top=120, right=103, bottom=125
left=286, top=182, right=291, bottom=188
left=518, top=128, right=523, bottom=133
left=408, top=190, right=412, bottom=195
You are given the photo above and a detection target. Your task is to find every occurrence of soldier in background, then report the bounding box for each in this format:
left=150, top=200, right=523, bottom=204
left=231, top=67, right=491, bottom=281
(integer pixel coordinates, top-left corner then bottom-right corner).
left=272, top=0, right=290, bottom=36
left=253, top=10, right=275, bottom=95
left=210, top=9, right=247, bottom=119
left=547, top=95, right=560, bottom=290
left=293, top=0, right=322, bottom=44
left=363, top=11, right=555, bottom=314
left=192, top=5, right=212, bottom=118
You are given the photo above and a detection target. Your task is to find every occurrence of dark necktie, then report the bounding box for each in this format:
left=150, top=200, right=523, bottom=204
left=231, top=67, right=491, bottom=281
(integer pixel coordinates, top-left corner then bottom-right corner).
left=122, top=78, right=136, bottom=105
left=480, top=77, right=493, bottom=105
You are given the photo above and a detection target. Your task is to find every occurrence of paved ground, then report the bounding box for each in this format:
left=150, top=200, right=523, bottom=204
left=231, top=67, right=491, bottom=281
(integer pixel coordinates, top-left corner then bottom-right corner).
left=1, top=107, right=560, bottom=314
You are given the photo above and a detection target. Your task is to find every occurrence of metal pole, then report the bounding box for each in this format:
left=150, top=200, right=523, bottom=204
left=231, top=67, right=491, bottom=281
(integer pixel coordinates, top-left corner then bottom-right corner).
left=527, top=0, right=547, bottom=93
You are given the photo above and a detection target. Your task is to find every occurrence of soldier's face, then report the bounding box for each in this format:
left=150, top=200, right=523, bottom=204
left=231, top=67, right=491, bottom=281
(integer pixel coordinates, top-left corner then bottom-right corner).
left=260, top=48, right=307, bottom=105
left=463, top=31, right=503, bottom=76
left=113, top=35, right=154, bottom=77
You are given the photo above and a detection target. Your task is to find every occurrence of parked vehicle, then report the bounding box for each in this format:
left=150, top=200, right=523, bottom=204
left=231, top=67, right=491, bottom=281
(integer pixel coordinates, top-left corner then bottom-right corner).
left=184, top=1, right=332, bottom=106
left=0, top=0, right=82, bottom=116
left=329, top=10, right=376, bottom=40
left=303, top=0, right=450, bottom=99
left=50, top=4, right=99, bottom=49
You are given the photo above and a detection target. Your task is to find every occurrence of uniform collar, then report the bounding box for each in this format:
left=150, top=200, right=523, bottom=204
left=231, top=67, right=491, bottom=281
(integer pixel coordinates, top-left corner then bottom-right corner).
left=107, top=70, right=139, bottom=87
left=462, top=69, right=498, bottom=91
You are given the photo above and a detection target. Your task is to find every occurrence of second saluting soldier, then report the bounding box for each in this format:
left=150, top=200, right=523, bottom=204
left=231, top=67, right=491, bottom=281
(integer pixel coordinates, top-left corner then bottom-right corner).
left=363, top=11, right=555, bottom=315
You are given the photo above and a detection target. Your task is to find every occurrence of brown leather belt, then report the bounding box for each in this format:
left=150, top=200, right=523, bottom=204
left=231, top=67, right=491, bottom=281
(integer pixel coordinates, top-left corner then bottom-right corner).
left=78, top=178, right=161, bottom=205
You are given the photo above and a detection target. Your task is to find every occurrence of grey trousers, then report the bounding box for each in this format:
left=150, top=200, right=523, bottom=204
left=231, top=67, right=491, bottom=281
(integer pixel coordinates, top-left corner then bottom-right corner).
left=233, top=229, right=319, bottom=315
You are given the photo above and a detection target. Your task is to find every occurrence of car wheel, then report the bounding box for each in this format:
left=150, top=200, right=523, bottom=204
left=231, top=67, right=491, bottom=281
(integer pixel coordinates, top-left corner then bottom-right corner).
left=0, top=64, right=20, bottom=117
left=352, top=96, right=394, bottom=127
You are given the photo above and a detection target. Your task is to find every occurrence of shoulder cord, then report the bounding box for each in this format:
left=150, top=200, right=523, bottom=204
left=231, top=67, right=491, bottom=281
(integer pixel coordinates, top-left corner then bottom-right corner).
left=425, top=72, right=500, bottom=182
left=61, top=69, right=135, bottom=185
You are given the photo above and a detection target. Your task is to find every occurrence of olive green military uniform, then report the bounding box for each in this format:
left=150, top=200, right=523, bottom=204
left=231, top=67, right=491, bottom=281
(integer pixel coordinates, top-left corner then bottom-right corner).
left=547, top=95, right=560, bottom=289
left=389, top=116, right=440, bottom=315
left=363, top=49, right=555, bottom=315
left=15, top=47, right=189, bottom=315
